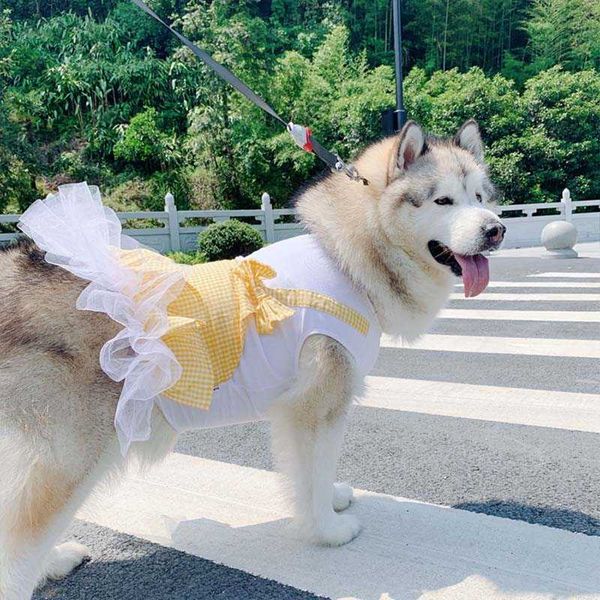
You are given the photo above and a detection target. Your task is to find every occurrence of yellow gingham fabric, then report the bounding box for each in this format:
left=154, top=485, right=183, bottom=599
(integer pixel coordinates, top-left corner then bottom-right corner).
left=117, top=248, right=370, bottom=409
left=268, top=288, right=369, bottom=336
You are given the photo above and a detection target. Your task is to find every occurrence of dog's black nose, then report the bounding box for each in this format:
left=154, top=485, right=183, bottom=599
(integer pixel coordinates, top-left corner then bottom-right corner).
left=484, top=222, right=506, bottom=245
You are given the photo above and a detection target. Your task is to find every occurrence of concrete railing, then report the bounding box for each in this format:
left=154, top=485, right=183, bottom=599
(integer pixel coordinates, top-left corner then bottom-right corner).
left=493, top=189, right=600, bottom=248
left=0, top=192, right=304, bottom=254
left=1, top=188, right=598, bottom=252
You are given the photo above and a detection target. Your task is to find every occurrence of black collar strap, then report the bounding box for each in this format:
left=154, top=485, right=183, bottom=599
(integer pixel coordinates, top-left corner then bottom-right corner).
left=130, top=0, right=369, bottom=186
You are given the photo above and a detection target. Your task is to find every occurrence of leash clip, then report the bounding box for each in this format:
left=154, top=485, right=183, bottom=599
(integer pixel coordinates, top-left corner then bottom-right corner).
left=334, top=156, right=369, bottom=186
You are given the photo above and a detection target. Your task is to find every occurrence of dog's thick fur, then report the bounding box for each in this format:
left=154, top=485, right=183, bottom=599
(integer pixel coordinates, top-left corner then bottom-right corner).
left=0, top=121, right=503, bottom=599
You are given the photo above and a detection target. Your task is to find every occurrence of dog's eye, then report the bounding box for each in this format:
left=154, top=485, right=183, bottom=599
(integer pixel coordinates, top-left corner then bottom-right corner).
left=476, top=193, right=483, bottom=203
left=434, top=197, right=453, bottom=206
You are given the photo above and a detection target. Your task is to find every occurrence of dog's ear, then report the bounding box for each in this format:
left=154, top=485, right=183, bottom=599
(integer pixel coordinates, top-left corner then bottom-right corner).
left=454, top=119, right=484, bottom=163
left=388, top=121, right=425, bottom=183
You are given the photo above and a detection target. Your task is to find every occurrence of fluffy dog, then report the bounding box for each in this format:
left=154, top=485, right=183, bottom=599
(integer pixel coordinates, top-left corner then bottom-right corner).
left=0, top=120, right=504, bottom=599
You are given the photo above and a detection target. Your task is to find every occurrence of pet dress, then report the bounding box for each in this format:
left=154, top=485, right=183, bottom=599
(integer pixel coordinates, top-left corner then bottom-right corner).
left=18, top=183, right=381, bottom=455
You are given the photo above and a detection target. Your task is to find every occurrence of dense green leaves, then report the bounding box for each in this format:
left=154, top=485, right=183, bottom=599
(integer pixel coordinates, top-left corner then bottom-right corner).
left=167, top=250, right=206, bottom=264
left=114, top=108, right=180, bottom=169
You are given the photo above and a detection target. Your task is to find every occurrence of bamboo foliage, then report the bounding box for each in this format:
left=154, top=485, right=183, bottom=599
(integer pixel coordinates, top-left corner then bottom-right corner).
left=525, top=0, right=600, bottom=71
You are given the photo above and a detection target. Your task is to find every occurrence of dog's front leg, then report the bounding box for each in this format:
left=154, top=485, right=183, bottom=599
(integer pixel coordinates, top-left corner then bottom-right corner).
left=271, top=335, right=360, bottom=546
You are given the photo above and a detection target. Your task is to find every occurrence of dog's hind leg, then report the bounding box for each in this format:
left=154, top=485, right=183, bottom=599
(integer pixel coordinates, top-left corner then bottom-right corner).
left=0, top=426, right=115, bottom=600
left=271, top=335, right=360, bottom=546
left=0, top=428, right=68, bottom=600
left=0, top=431, right=75, bottom=599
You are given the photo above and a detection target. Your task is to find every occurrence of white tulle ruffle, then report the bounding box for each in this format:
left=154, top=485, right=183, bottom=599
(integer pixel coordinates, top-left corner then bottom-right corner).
left=18, top=182, right=184, bottom=454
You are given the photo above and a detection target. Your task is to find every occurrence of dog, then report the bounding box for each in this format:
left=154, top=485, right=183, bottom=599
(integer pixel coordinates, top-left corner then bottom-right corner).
left=0, top=120, right=504, bottom=599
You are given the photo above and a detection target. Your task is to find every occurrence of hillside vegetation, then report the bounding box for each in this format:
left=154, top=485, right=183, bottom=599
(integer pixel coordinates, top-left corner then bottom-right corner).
left=0, top=0, right=599, bottom=212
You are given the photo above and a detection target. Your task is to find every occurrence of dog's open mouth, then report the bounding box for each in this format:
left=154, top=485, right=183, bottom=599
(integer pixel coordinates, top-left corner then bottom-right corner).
left=428, top=240, right=489, bottom=298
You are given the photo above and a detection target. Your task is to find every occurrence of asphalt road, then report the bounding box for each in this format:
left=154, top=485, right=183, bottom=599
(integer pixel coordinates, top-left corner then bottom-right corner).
left=34, top=243, right=600, bottom=600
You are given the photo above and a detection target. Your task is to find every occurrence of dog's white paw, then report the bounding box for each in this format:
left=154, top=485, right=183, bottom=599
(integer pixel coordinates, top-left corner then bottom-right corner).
left=313, top=513, right=361, bottom=546
left=44, top=542, right=90, bottom=581
left=333, top=482, right=354, bottom=511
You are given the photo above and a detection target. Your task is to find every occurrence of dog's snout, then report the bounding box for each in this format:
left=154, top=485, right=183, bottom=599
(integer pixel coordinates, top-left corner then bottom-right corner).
left=484, top=222, right=506, bottom=246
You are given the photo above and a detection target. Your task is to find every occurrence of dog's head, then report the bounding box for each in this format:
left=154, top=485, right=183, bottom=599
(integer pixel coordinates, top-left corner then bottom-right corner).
left=374, top=120, right=505, bottom=297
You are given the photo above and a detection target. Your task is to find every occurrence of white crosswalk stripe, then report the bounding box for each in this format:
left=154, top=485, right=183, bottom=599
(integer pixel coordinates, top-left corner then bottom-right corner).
left=362, top=376, right=600, bottom=433
left=439, top=308, right=600, bottom=321
left=381, top=333, right=600, bottom=357
left=450, top=292, right=600, bottom=301
left=529, top=272, right=600, bottom=279
left=456, top=281, right=600, bottom=288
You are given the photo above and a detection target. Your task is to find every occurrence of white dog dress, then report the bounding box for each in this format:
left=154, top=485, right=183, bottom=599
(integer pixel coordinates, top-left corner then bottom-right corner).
left=18, top=183, right=381, bottom=454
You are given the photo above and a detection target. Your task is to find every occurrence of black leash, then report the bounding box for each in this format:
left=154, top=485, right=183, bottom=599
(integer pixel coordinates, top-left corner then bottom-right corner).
left=130, top=0, right=368, bottom=185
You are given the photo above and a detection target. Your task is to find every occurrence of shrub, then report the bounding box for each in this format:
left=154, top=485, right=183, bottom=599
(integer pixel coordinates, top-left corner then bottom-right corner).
left=197, top=220, right=263, bottom=262
left=402, top=65, right=600, bottom=202
left=167, top=250, right=206, bottom=265
left=114, top=108, right=178, bottom=171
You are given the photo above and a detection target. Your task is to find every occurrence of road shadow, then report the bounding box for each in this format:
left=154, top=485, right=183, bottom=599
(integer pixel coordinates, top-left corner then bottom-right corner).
left=34, top=520, right=323, bottom=600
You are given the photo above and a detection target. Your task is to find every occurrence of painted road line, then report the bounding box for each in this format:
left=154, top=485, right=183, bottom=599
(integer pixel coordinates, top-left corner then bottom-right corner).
left=529, top=272, right=600, bottom=279
left=430, top=319, right=600, bottom=341
left=77, top=454, right=600, bottom=600
left=456, top=281, right=600, bottom=288
left=381, top=334, right=600, bottom=358
left=361, top=376, right=600, bottom=433
left=439, top=308, right=600, bottom=322
left=450, top=292, right=600, bottom=301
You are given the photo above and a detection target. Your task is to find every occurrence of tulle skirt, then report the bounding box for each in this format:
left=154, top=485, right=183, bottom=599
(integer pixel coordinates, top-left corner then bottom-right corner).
left=18, top=182, right=186, bottom=454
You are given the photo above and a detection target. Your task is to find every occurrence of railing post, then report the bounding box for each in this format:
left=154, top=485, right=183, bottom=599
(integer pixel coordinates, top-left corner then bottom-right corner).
left=562, top=188, right=572, bottom=223
left=261, top=192, right=275, bottom=243
left=164, top=192, right=181, bottom=252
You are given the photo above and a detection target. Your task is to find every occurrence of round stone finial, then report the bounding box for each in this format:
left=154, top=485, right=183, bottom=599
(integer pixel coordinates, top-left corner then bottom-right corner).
left=541, top=221, right=578, bottom=258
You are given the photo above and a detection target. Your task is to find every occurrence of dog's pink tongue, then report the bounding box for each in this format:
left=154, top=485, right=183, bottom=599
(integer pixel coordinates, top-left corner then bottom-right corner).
left=455, top=253, right=489, bottom=297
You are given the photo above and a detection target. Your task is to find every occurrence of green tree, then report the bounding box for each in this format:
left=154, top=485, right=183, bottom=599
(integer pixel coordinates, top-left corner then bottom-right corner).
left=1, top=0, right=599, bottom=213
left=0, top=11, right=37, bottom=212
left=519, top=67, right=600, bottom=199
left=404, top=65, right=600, bottom=203
left=186, top=23, right=394, bottom=208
